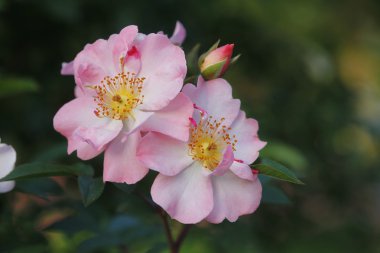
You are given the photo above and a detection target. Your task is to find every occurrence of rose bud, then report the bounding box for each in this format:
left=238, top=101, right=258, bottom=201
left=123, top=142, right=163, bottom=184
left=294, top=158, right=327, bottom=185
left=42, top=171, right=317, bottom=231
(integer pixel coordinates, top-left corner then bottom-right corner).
left=199, top=42, right=239, bottom=80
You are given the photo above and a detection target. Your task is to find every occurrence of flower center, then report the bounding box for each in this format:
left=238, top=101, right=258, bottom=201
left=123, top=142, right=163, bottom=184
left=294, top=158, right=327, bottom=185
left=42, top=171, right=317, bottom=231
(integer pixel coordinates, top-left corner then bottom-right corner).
left=188, top=115, right=237, bottom=170
left=93, top=72, right=145, bottom=120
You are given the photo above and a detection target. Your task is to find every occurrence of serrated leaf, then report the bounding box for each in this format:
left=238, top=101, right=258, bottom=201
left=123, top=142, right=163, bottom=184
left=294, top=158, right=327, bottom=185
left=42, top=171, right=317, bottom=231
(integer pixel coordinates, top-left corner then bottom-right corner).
left=0, top=163, right=93, bottom=181
left=253, top=159, right=304, bottom=184
left=16, top=178, right=63, bottom=200
left=78, top=176, right=105, bottom=207
left=0, top=77, right=38, bottom=97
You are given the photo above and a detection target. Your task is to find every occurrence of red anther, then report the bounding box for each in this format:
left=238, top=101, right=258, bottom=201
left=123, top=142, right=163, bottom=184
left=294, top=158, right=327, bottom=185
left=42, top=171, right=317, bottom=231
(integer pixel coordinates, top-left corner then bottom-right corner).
left=189, top=117, right=197, bottom=128
left=252, top=169, right=259, bottom=175
left=234, top=159, right=244, bottom=163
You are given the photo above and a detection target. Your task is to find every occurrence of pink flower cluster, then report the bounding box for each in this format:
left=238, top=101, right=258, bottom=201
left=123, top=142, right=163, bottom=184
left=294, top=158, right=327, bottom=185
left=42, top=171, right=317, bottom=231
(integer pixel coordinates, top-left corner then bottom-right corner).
left=54, top=23, right=266, bottom=224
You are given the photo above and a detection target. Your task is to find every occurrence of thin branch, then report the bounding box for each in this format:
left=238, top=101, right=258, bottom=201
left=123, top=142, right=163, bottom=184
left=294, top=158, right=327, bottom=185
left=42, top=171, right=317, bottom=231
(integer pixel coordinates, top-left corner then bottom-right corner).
left=159, top=210, right=175, bottom=252
left=173, top=224, right=192, bottom=252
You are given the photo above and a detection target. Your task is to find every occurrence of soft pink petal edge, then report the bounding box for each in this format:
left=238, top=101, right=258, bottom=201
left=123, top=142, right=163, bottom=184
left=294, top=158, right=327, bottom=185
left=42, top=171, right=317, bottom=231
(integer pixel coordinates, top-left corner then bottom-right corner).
left=206, top=171, right=262, bottom=223
left=229, top=111, right=266, bottom=164
left=151, top=162, right=213, bottom=224
left=137, top=33, right=187, bottom=111
left=137, top=132, right=193, bottom=176
left=140, top=92, right=193, bottom=141
left=53, top=96, right=122, bottom=159
left=103, top=131, right=148, bottom=184
left=170, top=21, right=186, bottom=46
left=182, top=77, right=240, bottom=127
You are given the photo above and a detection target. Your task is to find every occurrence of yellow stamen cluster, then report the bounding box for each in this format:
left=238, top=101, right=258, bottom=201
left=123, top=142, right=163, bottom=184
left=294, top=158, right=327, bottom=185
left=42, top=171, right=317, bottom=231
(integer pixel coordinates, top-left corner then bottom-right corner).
left=188, top=116, right=237, bottom=171
left=94, top=72, right=145, bottom=120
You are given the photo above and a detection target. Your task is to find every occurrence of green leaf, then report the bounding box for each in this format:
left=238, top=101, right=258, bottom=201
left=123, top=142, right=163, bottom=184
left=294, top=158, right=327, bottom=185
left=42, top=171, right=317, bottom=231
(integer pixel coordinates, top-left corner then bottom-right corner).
left=260, top=141, right=308, bottom=172
left=262, top=185, right=291, bottom=204
left=186, top=43, right=200, bottom=75
left=0, top=77, right=38, bottom=97
left=253, top=158, right=304, bottom=185
left=78, top=176, right=105, bottom=207
left=0, top=163, right=94, bottom=181
left=16, top=178, right=63, bottom=200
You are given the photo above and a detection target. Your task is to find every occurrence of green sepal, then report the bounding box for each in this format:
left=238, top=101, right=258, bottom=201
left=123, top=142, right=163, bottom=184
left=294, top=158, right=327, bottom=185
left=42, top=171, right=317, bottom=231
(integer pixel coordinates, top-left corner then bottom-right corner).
left=200, top=59, right=226, bottom=80
left=198, top=39, right=220, bottom=67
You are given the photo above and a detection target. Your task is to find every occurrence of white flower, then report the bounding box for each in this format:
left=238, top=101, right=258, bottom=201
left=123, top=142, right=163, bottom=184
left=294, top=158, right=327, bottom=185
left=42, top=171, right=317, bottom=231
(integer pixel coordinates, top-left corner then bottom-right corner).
left=0, top=139, right=16, bottom=193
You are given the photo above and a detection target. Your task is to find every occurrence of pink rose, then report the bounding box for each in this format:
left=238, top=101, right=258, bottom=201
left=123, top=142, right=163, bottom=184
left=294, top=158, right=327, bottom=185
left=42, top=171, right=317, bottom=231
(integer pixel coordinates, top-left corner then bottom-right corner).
left=137, top=77, right=266, bottom=223
left=54, top=25, right=193, bottom=184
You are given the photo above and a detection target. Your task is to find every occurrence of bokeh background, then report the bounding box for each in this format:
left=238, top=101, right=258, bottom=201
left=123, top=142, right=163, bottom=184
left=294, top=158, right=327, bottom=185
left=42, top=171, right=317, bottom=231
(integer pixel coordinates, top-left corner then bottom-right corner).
left=1, top=0, right=380, bottom=252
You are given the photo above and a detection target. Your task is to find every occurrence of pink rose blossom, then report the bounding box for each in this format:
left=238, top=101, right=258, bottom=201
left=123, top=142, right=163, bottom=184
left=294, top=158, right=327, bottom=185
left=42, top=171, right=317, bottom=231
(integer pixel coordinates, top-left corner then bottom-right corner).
left=54, top=25, right=192, bottom=184
left=137, top=77, right=266, bottom=224
left=0, top=139, right=16, bottom=193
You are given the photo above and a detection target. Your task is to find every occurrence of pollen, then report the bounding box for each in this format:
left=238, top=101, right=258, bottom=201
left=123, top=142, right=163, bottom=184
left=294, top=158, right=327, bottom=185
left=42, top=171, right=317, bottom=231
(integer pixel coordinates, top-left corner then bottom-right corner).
left=188, top=116, right=237, bottom=171
left=93, top=72, right=145, bottom=120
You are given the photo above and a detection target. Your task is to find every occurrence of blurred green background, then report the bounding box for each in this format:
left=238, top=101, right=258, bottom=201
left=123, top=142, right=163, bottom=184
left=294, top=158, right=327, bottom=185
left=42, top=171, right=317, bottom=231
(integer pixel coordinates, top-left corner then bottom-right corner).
left=1, top=0, right=380, bottom=252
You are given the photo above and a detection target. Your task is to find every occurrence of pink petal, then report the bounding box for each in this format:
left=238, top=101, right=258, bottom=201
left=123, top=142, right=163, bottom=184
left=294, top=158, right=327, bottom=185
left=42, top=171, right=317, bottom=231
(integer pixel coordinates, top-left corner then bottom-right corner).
left=229, top=111, right=266, bottom=164
left=206, top=171, right=262, bottom=223
left=111, top=26, right=140, bottom=74
left=74, top=85, right=86, bottom=97
left=137, top=34, right=186, bottom=111
left=53, top=97, right=122, bottom=159
left=73, top=26, right=138, bottom=88
left=67, top=138, right=104, bottom=160
left=74, top=39, right=111, bottom=87
left=137, top=132, right=192, bottom=176
left=170, top=21, right=186, bottom=46
left=207, top=145, right=234, bottom=176
left=124, top=109, right=154, bottom=134
left=61, top=61, right=74, bottom=75
left=230, top=161, right=256, bottom=181
left=151, top=162, right=213, bottom=224
left=183, top=77, right=240, bottom=127
left=140, top=93, right=193, bottom=141
left=122, top=46, right=142, bottom=74
left=103, top=131, right=148, bottom=184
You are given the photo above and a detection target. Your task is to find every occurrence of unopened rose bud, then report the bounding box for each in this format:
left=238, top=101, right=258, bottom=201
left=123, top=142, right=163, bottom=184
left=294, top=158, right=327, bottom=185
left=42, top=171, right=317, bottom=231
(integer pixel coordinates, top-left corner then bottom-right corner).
left=199, top=42, right=238, bottom=80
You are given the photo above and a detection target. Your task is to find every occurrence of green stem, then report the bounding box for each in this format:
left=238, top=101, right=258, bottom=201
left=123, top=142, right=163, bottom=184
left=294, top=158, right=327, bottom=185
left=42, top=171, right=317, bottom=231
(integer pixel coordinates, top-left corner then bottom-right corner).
left=158, top=209, right=192, bottom=253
